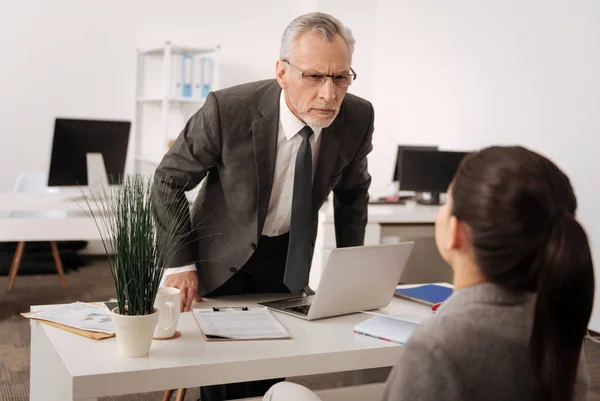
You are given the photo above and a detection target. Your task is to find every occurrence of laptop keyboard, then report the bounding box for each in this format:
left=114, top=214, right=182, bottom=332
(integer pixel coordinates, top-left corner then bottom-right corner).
left=285, top=304, right=311, bottom=315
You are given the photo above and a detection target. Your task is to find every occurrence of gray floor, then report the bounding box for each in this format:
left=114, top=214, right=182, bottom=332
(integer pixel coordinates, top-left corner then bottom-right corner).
left=0, top=257, right=598, bottom=400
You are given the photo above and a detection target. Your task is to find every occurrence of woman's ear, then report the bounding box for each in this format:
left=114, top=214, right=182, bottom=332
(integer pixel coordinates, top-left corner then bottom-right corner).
left=447, top=215, right=461, bottom=250
left=449, top=216, right=472, bottom=252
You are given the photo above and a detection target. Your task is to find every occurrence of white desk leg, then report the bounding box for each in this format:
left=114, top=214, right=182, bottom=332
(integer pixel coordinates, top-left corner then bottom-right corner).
left=364, top=223, right=382, bottom=245
left=30, top=321, right=95, bottom=401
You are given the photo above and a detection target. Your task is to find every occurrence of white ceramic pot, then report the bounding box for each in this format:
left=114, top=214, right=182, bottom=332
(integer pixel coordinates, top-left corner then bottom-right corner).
left=110, top=307, right=159, bottom=358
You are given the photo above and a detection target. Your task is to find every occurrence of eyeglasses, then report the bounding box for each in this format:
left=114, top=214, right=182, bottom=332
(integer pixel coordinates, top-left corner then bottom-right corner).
left=283, top=60, right=357, bottom=88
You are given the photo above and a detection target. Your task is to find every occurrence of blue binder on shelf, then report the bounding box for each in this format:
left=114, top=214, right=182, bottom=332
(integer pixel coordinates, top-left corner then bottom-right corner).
left=394, top=284, right=453, bottom=306
left=182, top=54, right=193, bottom=97
left=200, top=57, right=213, bottom=98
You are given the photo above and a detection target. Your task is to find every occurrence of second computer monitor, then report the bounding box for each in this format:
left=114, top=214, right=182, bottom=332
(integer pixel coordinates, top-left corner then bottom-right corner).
left=399, top=149, right=470, bottom=203
left=48, top=118, right=131, bottom=187
left=393, top=145, right=439, bottom=182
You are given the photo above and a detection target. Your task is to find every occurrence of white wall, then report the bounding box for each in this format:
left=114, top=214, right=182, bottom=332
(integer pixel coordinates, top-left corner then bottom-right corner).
left=0, top=0, right=318, bottom=191
left=370, top=0, right=600, bottom=329
left=317, top=0, right=378, bottom=102
left=4, top=1, right=600, bottom=327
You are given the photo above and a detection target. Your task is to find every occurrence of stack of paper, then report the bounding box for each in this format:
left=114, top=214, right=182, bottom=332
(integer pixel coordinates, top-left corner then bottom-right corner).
left=23, top=302, right=115, bottom=337
left=193, top=307, right=291, bottom=341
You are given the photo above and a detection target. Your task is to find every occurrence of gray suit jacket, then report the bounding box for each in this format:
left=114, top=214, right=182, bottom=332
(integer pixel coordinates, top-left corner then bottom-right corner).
left=153, top=79, right=374, bottom=296
left=381, top=282, right=589, bottom=401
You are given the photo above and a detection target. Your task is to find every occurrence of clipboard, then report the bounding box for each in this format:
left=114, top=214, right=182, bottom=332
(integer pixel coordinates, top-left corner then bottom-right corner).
left=21, top=302, right=115, bottom=340
left=192, top=307, right=291, bottom=341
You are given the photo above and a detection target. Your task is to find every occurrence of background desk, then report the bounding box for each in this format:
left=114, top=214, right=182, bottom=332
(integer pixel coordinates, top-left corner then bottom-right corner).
left=1, top=194, right=453, bottom=288
left=310, top=202, right=452, bottom=289
left=0, top=193, right=103, bottom=242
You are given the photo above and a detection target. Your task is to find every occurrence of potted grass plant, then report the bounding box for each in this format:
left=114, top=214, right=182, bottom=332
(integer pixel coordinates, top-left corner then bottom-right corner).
left=84, top=173, right=190, bottom=357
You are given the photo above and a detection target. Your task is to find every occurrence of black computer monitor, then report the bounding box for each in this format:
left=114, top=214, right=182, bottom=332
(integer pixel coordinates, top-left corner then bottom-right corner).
left=399, top=149, right=470, bottom=205
left=393, top=145, right=439, bottom=182
left=48, top=118, right=131, bottom=186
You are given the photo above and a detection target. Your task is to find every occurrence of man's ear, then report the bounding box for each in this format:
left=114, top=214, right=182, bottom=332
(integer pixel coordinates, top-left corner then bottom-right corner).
left=276, top=60, right=288, bottom=89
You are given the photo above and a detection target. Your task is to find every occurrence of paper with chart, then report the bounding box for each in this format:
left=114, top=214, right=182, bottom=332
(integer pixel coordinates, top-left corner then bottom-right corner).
left=193, top=307, right=291, bottom=340
left=24, top=302, right=115, bottom=334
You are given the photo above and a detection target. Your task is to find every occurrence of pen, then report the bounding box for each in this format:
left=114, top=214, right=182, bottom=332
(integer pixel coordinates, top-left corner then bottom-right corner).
left=212, top=306, right=249, bottom=312
left=205, top=334, right=233, bottom=339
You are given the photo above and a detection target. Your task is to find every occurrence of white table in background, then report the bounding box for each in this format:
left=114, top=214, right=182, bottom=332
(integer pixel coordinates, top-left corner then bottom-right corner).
left=310, top=201, right=450, bottom=289
left=0, top=193, right=103, bottom=242
left=1, top=194, right=450, bottom=286
left=29, top=294, right=435, bottom=401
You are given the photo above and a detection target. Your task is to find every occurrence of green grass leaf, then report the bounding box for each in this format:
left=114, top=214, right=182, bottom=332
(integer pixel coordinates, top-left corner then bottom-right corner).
left=82, top=174, right=190, bottom=316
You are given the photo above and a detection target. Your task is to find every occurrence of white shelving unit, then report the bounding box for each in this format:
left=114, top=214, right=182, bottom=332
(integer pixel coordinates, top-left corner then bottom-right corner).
left=132, top=41, right=221, bottom=175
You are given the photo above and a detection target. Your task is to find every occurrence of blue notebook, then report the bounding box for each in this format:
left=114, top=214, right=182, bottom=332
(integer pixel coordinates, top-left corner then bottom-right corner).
left=394, top=284, right=453, bottom=306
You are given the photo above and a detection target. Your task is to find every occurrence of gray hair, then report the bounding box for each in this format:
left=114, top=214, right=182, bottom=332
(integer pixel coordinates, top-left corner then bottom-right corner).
left=279, top=12, right=355, bottom=62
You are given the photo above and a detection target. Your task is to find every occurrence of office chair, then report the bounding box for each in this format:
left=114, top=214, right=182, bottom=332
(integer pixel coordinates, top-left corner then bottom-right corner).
left=7, top=172, right=67, bottom=291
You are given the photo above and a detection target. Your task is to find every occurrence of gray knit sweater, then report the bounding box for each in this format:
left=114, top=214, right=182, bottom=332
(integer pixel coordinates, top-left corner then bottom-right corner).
left=381, top=282, right=589, bottom=401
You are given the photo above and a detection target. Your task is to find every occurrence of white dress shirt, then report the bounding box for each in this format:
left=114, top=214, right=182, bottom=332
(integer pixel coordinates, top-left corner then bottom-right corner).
left=161, top=90, right=323, bottom=282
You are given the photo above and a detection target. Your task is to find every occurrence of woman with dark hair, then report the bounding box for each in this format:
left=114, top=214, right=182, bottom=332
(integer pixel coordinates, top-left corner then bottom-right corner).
left=264, top=145, right=593, bottom=401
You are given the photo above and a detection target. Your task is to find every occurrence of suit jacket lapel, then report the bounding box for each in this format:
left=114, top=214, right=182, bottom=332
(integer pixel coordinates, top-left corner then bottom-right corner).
left=252, top=84, right=281, bottom=237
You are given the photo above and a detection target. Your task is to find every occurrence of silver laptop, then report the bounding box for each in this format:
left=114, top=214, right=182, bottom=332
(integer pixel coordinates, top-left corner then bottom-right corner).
left=259, top=242, right=414, bottom=320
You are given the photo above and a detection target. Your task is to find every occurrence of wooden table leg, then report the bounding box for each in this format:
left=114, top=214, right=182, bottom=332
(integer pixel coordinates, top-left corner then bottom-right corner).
left=7, top=241, right=25, bottom=292
left=176, top=388, right=186, bottom=401
left=162, top=389, right=173, bottom=401
left=50, top=241, right=67, bottom=288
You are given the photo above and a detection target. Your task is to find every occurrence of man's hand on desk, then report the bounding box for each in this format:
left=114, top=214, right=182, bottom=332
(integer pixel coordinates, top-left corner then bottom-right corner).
left=163, top=271, right=203, bottom=312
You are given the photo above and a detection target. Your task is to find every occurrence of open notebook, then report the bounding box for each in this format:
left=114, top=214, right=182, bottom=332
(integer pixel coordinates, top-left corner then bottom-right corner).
left=354, top=314, right=429, bottom=345
left=192, top=307, right=291, bottom=341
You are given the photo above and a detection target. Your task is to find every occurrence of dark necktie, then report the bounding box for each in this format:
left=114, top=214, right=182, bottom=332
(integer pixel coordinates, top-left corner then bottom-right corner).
left=283, top=125, right=314, bottom=293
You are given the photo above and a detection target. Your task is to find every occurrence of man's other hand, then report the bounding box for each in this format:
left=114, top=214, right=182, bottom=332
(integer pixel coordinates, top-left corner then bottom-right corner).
left=163, top=271, right=203, bottom=312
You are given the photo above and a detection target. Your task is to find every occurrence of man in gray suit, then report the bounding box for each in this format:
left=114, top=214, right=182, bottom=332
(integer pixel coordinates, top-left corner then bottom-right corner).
left=153, top=11, right=374, bottom=399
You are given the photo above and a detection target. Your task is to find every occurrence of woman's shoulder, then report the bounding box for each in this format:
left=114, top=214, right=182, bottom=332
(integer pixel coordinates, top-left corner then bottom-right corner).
left=411, top=289, right=532, bottom=356
left=410, top=307, right=481, bottom=350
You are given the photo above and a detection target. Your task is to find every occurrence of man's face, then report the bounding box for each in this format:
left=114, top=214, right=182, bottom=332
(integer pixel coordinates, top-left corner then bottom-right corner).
left=276, top=32, right=352, bottom=128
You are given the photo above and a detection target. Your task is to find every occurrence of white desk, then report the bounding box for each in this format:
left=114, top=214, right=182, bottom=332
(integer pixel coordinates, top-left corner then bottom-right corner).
left=310, top=202, right=450, bottom=289
left=29, top=294, right=434, bottom=401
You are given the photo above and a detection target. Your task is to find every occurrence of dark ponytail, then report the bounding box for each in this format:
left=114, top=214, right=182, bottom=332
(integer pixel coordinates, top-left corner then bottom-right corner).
left=530, top=213, right=594, bottom=401
left=451, top=146, right=595, bottom=401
